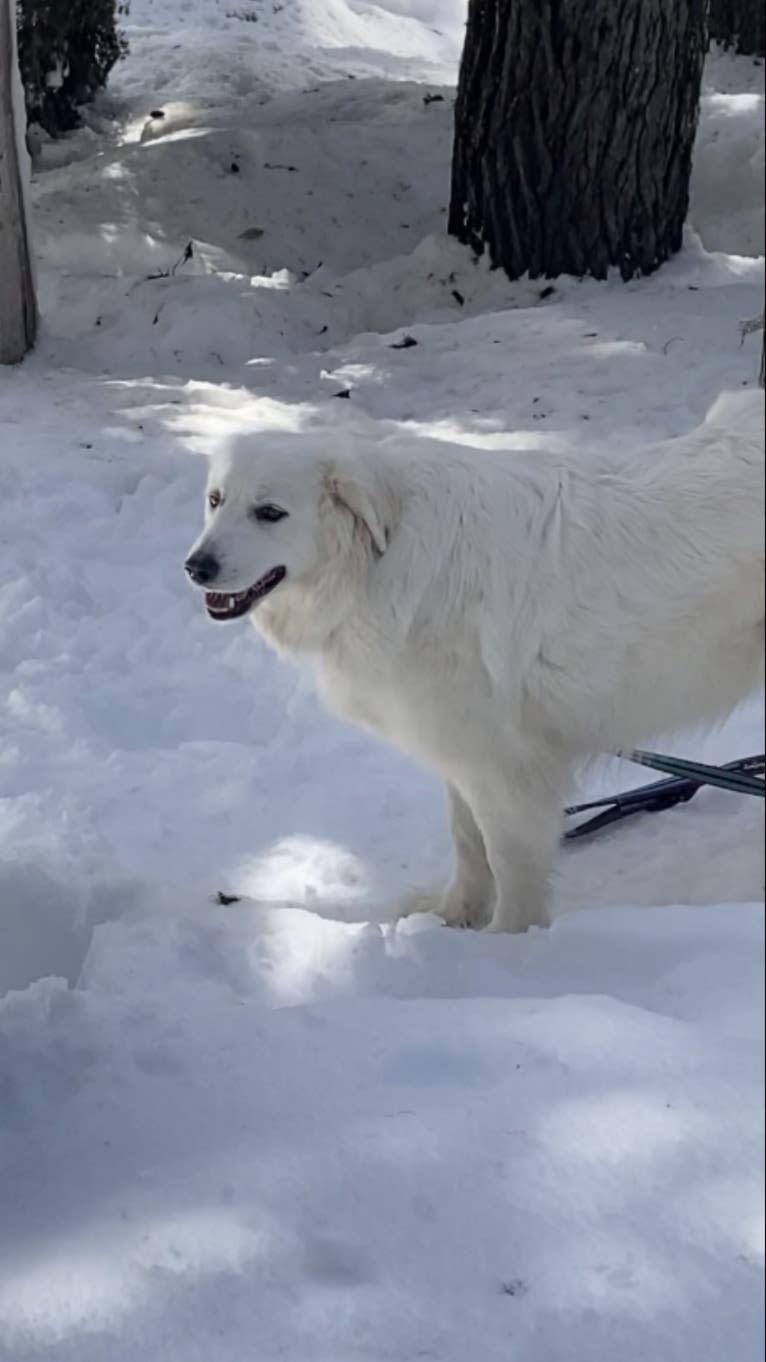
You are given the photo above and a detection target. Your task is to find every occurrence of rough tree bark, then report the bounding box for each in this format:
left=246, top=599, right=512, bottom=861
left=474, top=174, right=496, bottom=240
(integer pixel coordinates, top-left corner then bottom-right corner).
left=449, top=0, right=708, bottom=281
left=0, top=0, right=37, bottom=363
left=709, top=0, right=765, bottom=57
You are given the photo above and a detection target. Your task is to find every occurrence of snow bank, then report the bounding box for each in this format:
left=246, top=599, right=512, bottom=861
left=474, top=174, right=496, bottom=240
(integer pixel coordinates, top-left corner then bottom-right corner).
left=691, top=48, right=765, bottom=256
left=0, top=899, right=763, bottom=1362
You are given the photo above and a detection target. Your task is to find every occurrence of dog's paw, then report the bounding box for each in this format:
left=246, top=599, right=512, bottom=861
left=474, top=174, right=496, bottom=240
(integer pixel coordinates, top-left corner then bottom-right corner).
left=395, top=887, right=490, bottom=930
left=445, top=898, right=492, bottom=930
left=484, top=901, right=551, bottom=934
left=396, top=888, right=444, bottom=921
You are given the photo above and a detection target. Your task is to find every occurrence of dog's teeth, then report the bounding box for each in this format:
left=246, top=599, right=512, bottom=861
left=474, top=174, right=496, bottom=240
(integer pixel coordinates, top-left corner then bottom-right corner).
left=228, top=596, right=235, bottom=608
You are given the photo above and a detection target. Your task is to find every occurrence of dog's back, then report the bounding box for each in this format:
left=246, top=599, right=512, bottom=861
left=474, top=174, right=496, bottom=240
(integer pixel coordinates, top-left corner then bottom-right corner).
left=517, top=389, right=765, bottom=752
left=703, top=387, right=764, bottom=442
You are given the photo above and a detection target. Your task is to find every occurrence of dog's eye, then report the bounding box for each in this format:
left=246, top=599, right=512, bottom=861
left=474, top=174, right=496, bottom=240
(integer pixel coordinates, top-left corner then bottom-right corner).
left=208, top=490, right=222, bottom=510
left=252, top=504, right=287, bottom=524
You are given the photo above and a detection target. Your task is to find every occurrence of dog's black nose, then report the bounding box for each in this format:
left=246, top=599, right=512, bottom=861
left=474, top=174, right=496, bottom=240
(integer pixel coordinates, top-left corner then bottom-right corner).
left=184, top=551, right=219, bottom=586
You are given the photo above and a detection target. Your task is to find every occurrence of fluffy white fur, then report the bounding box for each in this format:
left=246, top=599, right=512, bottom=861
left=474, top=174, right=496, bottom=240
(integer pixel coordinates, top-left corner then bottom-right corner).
left=186, top=390, right=765, bottom=932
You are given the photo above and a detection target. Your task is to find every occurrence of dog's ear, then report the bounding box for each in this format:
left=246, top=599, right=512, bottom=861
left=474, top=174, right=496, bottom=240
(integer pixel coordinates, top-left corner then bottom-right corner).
left=324, top=459, right=394, bottom=558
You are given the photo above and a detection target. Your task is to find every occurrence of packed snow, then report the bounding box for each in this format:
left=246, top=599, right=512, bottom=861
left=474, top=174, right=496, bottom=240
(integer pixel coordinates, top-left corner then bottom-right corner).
left=0, top=2, right=764, bottom=1359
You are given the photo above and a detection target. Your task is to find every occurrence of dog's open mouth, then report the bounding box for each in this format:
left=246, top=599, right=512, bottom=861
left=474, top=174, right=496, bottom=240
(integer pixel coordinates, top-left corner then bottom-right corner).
left=205, top=567, right=286, bottom=621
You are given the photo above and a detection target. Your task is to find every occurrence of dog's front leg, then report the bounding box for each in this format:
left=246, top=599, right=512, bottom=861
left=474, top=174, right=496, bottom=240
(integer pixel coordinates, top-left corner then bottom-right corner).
left=397, top=785, right=495, bottom=928
left=439, top=785, right=495, bottom=928
left=464, top=768, right=561, bottom=933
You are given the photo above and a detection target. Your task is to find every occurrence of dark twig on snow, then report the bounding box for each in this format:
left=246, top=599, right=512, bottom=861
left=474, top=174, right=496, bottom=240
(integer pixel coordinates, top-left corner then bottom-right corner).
left=739, top=307, right=765, bottom=387
left=146, top=241, right=194, bottom=282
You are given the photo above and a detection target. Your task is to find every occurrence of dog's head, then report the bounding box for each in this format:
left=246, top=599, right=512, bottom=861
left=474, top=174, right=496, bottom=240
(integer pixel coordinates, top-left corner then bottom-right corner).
left=184, top=436, right=397, bottom=643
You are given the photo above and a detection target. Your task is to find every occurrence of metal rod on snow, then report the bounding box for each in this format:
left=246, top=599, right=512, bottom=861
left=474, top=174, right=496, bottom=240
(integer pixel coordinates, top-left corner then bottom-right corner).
left=616, top=749, right=765, bottom=798
left=564, top=753, right=765, bottom=842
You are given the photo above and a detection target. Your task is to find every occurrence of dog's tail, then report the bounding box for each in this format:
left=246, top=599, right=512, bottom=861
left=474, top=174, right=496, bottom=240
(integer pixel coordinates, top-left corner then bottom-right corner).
left=704, top=387, right=764, bottom=441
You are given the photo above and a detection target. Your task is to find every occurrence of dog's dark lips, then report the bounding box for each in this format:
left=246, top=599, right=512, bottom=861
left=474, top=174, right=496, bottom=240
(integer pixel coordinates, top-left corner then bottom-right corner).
left=205, top=567, right=286, bottom=621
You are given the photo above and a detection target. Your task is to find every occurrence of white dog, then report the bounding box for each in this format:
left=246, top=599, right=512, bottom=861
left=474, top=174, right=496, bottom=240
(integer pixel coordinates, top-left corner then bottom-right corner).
left=185, top=390, right=765, bottom=932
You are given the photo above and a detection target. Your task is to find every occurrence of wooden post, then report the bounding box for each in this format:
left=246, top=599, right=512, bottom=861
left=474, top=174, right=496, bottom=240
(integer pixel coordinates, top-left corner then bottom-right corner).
left=0, top=0, right=37, bottom=363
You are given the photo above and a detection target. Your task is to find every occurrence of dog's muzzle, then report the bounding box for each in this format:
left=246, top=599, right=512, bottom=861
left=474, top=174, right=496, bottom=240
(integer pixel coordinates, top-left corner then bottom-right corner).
left=202, top=567, right=287, bottom=620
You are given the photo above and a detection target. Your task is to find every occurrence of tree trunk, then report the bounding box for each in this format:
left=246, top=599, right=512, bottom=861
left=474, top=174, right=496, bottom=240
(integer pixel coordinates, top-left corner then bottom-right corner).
left=0, top=0, right=37, bottom=364
left=709, top=0, right=765, bottom=57
left=449, top=0, right=708, bottom=282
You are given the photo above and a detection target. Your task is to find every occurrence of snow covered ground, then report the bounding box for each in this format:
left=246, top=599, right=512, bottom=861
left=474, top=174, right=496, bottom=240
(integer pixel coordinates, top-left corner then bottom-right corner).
left=0, top=3, right=764, bottom=1359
